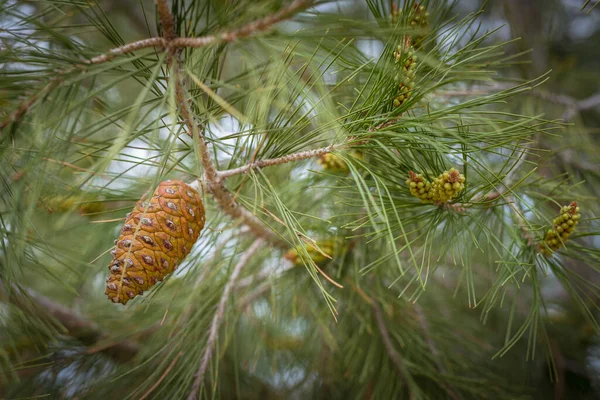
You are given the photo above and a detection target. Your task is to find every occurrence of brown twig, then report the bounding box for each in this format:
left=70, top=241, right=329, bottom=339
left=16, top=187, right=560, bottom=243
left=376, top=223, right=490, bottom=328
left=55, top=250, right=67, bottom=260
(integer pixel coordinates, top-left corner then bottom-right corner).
left=0, top=80, right=60, bottom=132
left=154, top=0, right=287, bottom=249
left=155, top=0, right=177, bottom=41
left=140, top=351, right=184, bottom=400
left=187, top=239, right=264, bottom=400
left=85, top=0, right=313, bottom=66
left=86, top=37, right=167, bottom=64
left=217, top=143, right=342, bottom=179
left=170, top=0, right=313, bottom=48
left=371, top=300, right=411, bottom=384
left=414, top=304, right=460, bottom=400
left=0, top=282, right=139, bottom=362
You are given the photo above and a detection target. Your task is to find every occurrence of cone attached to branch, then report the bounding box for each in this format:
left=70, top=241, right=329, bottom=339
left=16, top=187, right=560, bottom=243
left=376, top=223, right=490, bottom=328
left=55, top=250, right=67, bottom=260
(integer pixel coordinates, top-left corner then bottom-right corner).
left=392, top=40, right=418, bottom=109
left=540, top=201, right=581, bottom=255
left=391, top=3, right=430, bottom=47
left=407, top=168, right=465, bottom=204
left=284, top=237, right=344, bottom=266
left=105, top=180, right=205, bottom=304
left=318, top=151, right=363, bottom=174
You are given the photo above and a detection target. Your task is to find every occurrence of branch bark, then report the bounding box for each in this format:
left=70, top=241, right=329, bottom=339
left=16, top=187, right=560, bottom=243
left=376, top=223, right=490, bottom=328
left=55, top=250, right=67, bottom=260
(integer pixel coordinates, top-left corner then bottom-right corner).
left=0, top=282, right=139, bottom=363
left=86, top=0, right=313, bottom=66
left=155, top=0, right=288, bottom=249
left=171, top=0, right=312, bottom=48
left=217, top=143, right=342, bottom=179
left=371, top=300, right=411, bottom=384
left=187, top=239, right=264, bottom=400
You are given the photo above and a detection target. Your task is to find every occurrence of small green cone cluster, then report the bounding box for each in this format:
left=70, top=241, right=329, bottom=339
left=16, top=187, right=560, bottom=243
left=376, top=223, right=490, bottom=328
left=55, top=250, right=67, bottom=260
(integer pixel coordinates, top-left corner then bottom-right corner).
left=406, top=171, right=434, bottom=202
left=318, top=151, right=363, bottom=174
left=284, top=238, right=343, bottom=266
left=408, top=3, right=430, bottom=47
left=406, top=168, right=466, bottom=204
left=391, top=3, right=430, bottom=48
left=431, top=168, right=466, bottom=203
left=392, top=42, right=417, bottom=108
left=318, top=153, right=349, bottom=174
left=540, top=202, right=581, bottom=255
left=42, top=195, right=105, bottom=215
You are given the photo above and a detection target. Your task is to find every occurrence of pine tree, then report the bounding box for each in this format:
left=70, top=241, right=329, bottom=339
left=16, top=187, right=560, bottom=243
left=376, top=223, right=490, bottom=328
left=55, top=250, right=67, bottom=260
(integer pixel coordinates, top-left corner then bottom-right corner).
left=1, top=0, right=599, bottom=399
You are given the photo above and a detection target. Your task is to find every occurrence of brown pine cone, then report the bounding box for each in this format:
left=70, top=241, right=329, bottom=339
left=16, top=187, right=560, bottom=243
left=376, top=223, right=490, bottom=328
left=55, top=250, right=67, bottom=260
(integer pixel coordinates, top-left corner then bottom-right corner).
left=105, top=180, right=205, bottom=304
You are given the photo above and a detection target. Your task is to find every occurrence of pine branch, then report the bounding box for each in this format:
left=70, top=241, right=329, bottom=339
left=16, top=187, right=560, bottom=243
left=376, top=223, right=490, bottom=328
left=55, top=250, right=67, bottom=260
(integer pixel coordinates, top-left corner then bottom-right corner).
left=440, top=84, right=600, bottom=122
left=562, top=91, right=600, bottom=121
left=155, top=0, right=176, bottom=41
left=0, top=80, right=60, bottom=132
left=187, top=239, right=264, bottom=400
left=171, top=0, right=313, bottom=48
left=371, top=300, right=411, bottom=390
left=86, top=37, right=167, bottom=64
left=414, top=304, right=460, bottom=400
left=217, top=143, right=342, bottom=179
left=507, top=195, right=538, bottom=248
left=154, top=0, right=287, bottom=249
left=0, top=282, right=139, bottom=362
left=86, top=0, right=313, bottom=66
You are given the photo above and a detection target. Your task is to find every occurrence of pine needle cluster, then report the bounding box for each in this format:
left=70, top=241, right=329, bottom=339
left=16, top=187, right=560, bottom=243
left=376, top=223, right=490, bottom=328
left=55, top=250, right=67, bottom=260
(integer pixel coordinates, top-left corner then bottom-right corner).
left=0, top=0, right=599, bottom=399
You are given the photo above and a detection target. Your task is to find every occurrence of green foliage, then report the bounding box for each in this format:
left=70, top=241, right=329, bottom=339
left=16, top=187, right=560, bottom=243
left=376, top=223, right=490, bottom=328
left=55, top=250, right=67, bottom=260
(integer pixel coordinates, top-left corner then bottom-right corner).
left=1, top=0, right=599, bottom=399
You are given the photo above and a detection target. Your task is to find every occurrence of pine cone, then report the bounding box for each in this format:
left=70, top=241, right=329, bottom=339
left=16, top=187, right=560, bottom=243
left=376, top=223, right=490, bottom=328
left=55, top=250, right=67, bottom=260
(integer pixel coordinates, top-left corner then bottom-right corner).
left=540, top=202, right=581, bottom=255
left=105, top=180, right=205, bottom=304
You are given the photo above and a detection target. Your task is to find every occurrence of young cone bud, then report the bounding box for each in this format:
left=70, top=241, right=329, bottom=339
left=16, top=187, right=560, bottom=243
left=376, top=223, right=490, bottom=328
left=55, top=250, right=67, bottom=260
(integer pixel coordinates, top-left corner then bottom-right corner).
left=406, top=171, right=434, bottom=203
left=284, top=237, right=344, bottom=266
left=105, top=180, right=205, bottom=304
left=431, top=168, right=465, bottom=203
left=318, top=151, right=363, bottom=174
left=318, top=153, right=349, bottom=174
left=407, top=168, right=466, bottom=204
left=393, top=41, right=418, bottom=108
left=391, top=3, right=430, bottom=48
left=41, top=195, right=106, bottom=215
left=540, top=201, right=581, bottom=256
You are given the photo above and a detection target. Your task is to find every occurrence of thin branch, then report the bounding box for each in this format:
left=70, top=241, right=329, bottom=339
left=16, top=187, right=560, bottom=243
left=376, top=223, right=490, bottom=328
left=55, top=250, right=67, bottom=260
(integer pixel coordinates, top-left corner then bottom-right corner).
left=0, top=282, right=139, bottom=362
left=178, top=79, right=286, bottom=248
left=217, top=143, right=342, bottom=179
left=156, top=0, right=286, bottom=248
left=86, top=37, right=167, bottom=64
left=140, top=351, right=183, bottom=400
left=171, top=0, right=313, bottom=48
left=507, top=195, right=538, bottom=248
left=84, top=0, right=312, bottom=66
left=414, top=304, right=460, bottom=400
left=438, top=83, right=600, bottom=122
left=188, top=239, right=264, bottom=400
left=371, top=300, right=411, bottom=384
left=155, top=0, right=177, bottom=41
left=562, top=91, right=600, bottom=121
left=0, top=79, right=60, bottom=132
